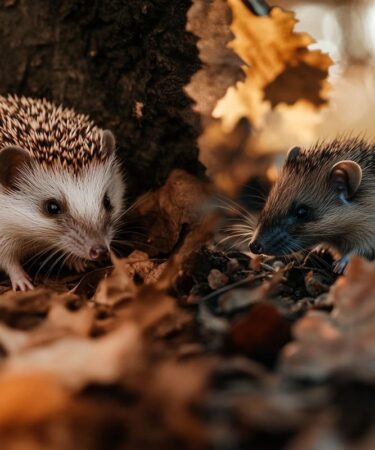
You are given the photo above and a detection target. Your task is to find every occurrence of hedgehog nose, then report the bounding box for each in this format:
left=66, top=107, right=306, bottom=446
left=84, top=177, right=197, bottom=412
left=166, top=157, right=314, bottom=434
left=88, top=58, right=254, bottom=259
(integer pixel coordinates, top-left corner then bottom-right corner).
left=249, top=240, right=263, bottom=255
left=89, top=245, right=108, bottom=261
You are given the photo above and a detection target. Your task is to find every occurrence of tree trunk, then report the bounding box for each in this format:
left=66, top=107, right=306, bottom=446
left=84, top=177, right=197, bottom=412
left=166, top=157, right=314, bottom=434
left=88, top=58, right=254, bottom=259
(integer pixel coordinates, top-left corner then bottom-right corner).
left=0, top=0, right=202, bottom=198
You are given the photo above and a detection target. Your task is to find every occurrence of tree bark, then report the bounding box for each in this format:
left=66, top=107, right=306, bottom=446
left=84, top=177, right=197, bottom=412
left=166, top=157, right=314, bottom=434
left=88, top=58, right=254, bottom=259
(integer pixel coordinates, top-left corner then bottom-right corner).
left=0, top=0, right=202, bottom=198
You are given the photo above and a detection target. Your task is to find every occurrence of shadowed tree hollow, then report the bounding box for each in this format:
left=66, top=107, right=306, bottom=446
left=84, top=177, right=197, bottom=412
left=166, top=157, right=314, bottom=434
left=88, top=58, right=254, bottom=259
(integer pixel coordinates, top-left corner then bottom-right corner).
left=0, top=0, right=203, bottom=197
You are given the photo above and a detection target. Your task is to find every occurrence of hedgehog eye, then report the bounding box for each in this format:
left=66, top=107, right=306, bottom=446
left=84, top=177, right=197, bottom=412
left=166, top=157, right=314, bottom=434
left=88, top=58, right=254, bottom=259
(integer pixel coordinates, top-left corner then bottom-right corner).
left=103, top=193, right=112, bottom=212
left=44, top=199, right=62, bottom=216
left=294, top=204, right=310, bottom=220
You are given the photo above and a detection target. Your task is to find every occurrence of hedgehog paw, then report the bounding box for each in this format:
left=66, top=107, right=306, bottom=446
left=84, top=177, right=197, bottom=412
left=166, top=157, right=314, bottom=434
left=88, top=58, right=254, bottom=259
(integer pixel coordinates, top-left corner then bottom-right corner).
left=9, top=268, right=34, bottom=291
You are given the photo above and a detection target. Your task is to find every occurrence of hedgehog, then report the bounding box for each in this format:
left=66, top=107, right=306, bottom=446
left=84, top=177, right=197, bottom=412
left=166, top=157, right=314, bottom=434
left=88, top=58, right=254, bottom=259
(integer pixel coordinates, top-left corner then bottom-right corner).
left=0, top=95, right=125, bottom=290
left=249, top=138, right=375, bottom=272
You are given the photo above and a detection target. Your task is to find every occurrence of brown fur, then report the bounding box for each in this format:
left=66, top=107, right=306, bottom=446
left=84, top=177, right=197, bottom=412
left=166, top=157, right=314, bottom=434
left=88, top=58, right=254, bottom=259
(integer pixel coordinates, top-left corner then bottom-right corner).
left=254, top=138, right=375, bottom=258
left=0, top=95, right=105, bottom=174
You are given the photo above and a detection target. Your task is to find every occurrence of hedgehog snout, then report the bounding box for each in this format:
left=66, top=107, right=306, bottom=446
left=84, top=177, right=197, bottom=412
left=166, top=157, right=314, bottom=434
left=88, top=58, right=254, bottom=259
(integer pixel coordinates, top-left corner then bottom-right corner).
left=249, top=226, right=294, bottom=257
left=249, top=240, right=263, bottom=255
left=89, top=245, right=108, bottom=261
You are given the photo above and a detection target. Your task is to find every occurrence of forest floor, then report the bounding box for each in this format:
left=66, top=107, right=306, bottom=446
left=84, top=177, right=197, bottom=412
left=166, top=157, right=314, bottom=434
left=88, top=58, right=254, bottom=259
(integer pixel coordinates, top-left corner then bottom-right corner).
left=0, top=170, right=373, bottom=450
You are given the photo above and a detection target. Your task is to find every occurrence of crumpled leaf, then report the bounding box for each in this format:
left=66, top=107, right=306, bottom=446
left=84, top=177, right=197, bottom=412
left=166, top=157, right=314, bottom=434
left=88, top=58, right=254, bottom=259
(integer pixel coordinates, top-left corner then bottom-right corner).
left=94, top=254, right=136, bottom=307
left=218, top=265, right=287, bottom=313
left=0, top=299, right=94, bottom=354
left=144, top=360, right=212, bottom=444
left=0, top=288, right=59, bottom=330
left=0, top=373, right=68, bottom=428
left=130, top=169, right=212, bottom=256
left=93, top=251, right=191, bottom=338
left=1, top=323, right=141, bottom=391
left=281, top=257, right=375, bottom=382
left=187, top=1, right=332, bottom=195
left=185, top=0, right=245, bottom=122
left=214, top=1, right=332, bottom=131
left=229, top=303, right=291, bottom=363
left=288, top=413, right=375, bottom=450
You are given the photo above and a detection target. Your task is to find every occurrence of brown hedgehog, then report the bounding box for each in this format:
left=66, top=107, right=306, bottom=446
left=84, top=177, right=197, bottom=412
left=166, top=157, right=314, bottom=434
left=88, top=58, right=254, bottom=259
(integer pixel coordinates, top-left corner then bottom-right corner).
left=0, top=95, right=125, bottom=290
left=249, top=138, right=375, bottom=272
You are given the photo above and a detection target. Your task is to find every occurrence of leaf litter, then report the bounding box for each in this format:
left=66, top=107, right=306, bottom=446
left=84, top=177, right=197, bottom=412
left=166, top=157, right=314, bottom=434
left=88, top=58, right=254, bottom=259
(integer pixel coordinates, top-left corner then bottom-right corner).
left=0, top=2, right=373, bottom=450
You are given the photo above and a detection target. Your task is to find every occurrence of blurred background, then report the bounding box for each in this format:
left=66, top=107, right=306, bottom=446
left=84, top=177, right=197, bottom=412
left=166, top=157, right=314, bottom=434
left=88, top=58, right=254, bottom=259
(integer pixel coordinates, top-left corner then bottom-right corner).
left=198, top=0, right=375, bottom=201
left=272, top=0, right=375, bottom=140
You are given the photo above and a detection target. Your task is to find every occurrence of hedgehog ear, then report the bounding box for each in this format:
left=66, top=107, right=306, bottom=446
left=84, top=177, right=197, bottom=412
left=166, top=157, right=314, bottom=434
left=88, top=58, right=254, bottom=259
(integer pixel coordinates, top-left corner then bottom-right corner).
left=330, top=160, right=362, bottom=203
left=0, top=146, right=32, bottom=189
left=286, top=146, right=301, bottom=163
left=101, top=130, right=116, bottom=157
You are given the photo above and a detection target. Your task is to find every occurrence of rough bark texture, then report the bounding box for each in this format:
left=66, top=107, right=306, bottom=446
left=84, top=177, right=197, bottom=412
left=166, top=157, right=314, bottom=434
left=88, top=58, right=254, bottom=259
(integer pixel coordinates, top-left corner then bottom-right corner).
left=0, top=0, right=202, bottom=197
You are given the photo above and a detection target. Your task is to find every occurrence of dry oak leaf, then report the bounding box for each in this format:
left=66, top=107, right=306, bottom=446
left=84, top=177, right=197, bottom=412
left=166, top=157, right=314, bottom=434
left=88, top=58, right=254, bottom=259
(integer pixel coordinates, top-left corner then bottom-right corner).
left=0, top=288, right=59, bottom=329
left=185, top=0, right=244, bottom=121
left=94, top=253, right=137, bottom=307
left=0, top=373, right=68, bottom=428
left=131, top=169, right=212, bottom=256
left=1, top=324, right=142, bottom=391
left=0, top=299, right=95, bottom=354
left=230, top=303, right=291, bottom=361
left=145, top=360, right=212, bottom=445
left=94, top=252, right=190, bottom=337
left=281, top=257, right=375, bottom=382
left=214, top=1, right=332, bottom=131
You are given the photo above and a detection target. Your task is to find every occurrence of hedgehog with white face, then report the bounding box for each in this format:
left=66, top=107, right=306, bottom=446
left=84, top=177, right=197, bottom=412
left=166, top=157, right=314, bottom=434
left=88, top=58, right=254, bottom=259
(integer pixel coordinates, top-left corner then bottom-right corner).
left=0, top=95, right=125, bottom=291
left=249, top=138, right=375, bottom=273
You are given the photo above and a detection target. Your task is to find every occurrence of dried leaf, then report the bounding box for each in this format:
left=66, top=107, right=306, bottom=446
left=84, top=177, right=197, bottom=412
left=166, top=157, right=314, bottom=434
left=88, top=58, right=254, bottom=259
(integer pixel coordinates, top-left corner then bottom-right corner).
left=94, top=254, right=136, bottom=306
left=185, top=0, right=244, bottom=122
left=214, top=1, right=332, bottom=131
left=0, top=299, right=94, bottom=354
left=0, top=373, right=68, bottom=427
left=0, top=288, right=58, bottom=330
left=281, top=257, right=375, bottom=382
left=1, top=324, right=141, bottom=391
left=72, top=267, right=112, bottom=297
left=230, top=303, right=291, bottom=363
left=130, top=169, right=212, bottom=255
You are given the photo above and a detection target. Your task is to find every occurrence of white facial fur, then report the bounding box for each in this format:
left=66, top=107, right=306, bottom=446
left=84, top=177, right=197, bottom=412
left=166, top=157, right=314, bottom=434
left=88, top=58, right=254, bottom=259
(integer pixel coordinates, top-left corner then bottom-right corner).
left=0, top=155, right=125, bottom=264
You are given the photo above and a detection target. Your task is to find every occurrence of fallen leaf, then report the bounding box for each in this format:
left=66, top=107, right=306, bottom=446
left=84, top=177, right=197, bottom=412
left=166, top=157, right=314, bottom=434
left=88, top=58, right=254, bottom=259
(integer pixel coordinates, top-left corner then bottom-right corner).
left=1, top=324, right=142, bottom=391
left=214, top=1, right=332, bottom=131
left=0, top=298, right=95, bottom=355
left=0, top=373, right=68, bottom=428
left=130, top=169, right=213, bottom=256
left=0, top=288, right=58, bottom=330
left=185, top=0, right=245, bottom=122
left=94, top=254, right=136, bottom=307
left=230, top=303, right=291, bottom=366
left=281, top=257, right=375, bottom=382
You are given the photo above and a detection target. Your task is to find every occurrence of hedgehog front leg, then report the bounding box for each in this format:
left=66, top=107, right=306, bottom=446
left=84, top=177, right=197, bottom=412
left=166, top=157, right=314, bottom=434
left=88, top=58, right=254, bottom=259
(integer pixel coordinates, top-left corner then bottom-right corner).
left=0, top=239, right=34, bottom=291
left=7, top=263, right=34, bottom=291
left=0, top=245, right=34, bottom=291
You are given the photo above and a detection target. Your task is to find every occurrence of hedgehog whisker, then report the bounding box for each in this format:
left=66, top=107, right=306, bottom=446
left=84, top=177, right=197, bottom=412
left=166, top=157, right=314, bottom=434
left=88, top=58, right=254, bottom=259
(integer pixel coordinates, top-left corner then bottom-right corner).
left=213, top=195, right=257, bottom=222
left=213, top=203, right=255, bottom=222
left=26, top=246, right=58, bottom=270
left=34, top=248, right=62, bottom=281
left=223, top=224, right=254, bottom=233
left=237, top=192, right=268, bottom=202
left=46, top=251, right=67, bottom=280
left=57, top=252, right=76, bottom=280
left=114, top=195, right=149, bottom=223
left=217, top=233, right=251, bottom=245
